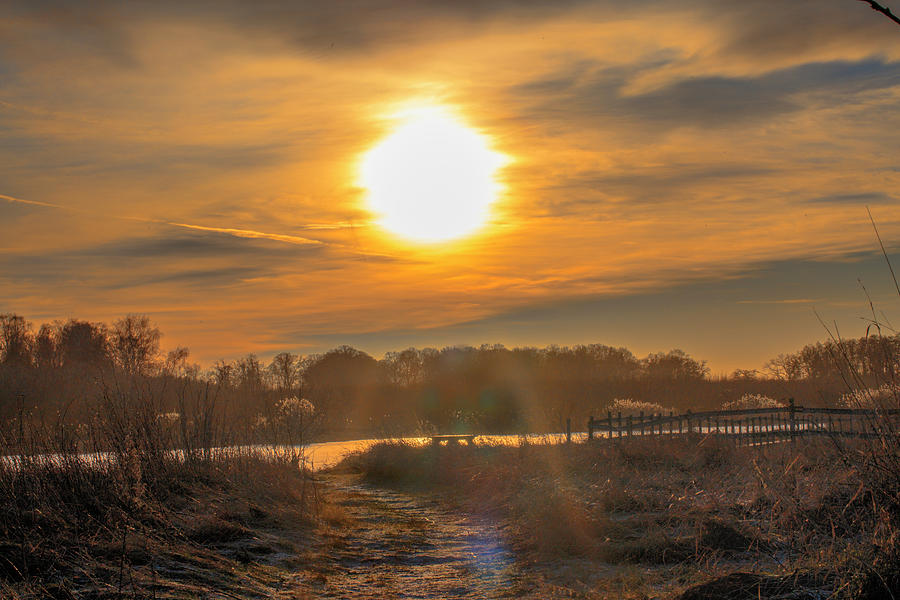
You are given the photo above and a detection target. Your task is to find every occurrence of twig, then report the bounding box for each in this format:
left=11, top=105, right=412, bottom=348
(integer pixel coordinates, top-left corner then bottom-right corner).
left=867, top=206, right=900, bottom=299
left=858, top=0, right=900, bottom=27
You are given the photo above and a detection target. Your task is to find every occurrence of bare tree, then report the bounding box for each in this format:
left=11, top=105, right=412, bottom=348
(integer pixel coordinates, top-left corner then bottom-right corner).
left=0, top=314, right=32, bottom=365
left=211, top=360, right=235, bottom=388
left=111, top=315, right=161, bottom=375
left=164, top=346, right=191, bottom=377
left=268, top=352, right=300, bottom=393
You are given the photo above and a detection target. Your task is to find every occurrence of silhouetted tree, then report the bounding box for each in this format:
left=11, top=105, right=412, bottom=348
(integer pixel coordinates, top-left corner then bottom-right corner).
left=164, top=346, right=192, bottom=377
left=382, top=348, right=424, bottom=387
left=642, top=349, right=709, bottom=380
left=33, top=323, right=60, bottom=369
left=267, top=352, right=300, bottom=393
left=58, top=320, right=109, bottom=368
left=304, top=346, right=380, bottom=429
left=110, top=314, right=161, bottom=375
left=236, top=354, right=265, bottom=393
left=210, top=360, right=235, bottom=388
left=0, top=314, right=32, bottom=365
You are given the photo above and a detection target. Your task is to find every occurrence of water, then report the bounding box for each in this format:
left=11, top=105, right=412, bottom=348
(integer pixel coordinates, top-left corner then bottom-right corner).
left=0, top=432, right=581, bottom=471
left=2, top=424, right=817, bottom=471
left=305, top=432, right=582, bottom=470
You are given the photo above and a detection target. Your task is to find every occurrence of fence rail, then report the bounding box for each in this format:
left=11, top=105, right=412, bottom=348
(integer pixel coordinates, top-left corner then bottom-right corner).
left=586, top=399, right=900, bottom=446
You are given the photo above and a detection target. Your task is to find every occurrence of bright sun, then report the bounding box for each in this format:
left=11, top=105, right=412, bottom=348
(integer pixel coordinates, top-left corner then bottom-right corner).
left=360, top=107, right=506, bottom=243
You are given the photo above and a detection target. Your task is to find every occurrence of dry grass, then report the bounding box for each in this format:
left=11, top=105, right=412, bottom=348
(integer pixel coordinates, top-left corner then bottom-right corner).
left=0, top=389, right=319, bottom=599
left=337, top=435, right=898, bottom=599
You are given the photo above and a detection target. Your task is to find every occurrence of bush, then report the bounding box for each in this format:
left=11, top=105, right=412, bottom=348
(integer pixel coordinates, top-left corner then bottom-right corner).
left=721, top=394, right=784, bottom=410
left=607, top=398, right=675, bottom=416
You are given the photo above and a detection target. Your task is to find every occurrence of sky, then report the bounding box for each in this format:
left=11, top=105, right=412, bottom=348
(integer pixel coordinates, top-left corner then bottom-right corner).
left=2, top=0, right=900, bottom=374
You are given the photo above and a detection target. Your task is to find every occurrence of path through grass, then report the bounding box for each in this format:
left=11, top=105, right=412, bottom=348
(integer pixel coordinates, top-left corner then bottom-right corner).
left=309, top=473, right=525, bottom=599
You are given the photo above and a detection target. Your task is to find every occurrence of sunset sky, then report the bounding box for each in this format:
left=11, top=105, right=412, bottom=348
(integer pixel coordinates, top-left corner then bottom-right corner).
left=2, top=0, right=900, bottom=373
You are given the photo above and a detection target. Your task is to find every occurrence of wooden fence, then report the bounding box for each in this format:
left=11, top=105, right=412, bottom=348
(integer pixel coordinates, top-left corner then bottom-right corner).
left=587, top=399, right=900, bottom=446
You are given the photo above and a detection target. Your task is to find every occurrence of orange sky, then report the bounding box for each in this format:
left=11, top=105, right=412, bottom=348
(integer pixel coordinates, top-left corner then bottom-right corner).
left=2, top=1, right=900, bottom=373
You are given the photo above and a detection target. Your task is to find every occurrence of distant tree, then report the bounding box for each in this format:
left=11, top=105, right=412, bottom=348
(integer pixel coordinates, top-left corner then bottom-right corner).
left=0, top=314, right=32, bottom=365
left=211, top=360, right=235, bottom=388
left=304, top=346, right=380, bottom=427
left=110, top=314, right=161, bottom=375
left=764, top=352, right=804, bottom=380
left=642, top=349, right=709, bottom=380
left=268, top=352, right=300, bottom=392
left=58, top=319, right=109, bottom=368
left=382, top=348, right=423, bottom=387
left=236, top=354, right=265, bottom=392
left=731, top=368, right=759, bottom=381
left=33, top=323, right=60, bottom=369
left=765, top=335, right=900, bottom=382
left=164, top=346, right=191, bottom=377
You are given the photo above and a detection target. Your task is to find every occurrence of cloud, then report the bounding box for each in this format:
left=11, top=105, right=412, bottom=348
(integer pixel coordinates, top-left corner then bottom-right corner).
left=511, top=58, right=900, bottom=133
left=0, top=193, right=67, bottom=211
left=109, top=266, right=265, bottom=290
left=162, top=223, right=322, bottom=247
left=79, top=229, right=323, bottom=260
left=5, top=0, right=898, bottom=67
left=737, top=299, right=819, bottom=305
left=807, top=192, right=896, bottom=204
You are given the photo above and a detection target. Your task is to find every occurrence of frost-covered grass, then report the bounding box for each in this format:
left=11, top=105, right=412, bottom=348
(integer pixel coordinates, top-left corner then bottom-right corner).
left=0, top=390, right=318, bottom=599
left=338, top=436, right=899, bottom=599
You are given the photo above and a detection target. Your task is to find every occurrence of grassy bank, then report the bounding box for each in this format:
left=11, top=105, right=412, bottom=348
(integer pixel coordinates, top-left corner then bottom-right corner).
left=0, top=390, right=320, bottom=599
left=337, top=436, right=899, bottom=599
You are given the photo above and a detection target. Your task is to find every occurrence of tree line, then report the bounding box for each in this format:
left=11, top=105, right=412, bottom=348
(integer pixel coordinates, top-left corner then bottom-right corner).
left=1, top=312, right=896, bottom=438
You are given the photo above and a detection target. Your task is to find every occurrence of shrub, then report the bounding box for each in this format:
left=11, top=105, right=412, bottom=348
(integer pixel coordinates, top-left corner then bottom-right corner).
left=721, top=394, right=784, bottom=410
left=838, top=383, right=900, bottom=409
left=607, top=398, right=674, bottom=416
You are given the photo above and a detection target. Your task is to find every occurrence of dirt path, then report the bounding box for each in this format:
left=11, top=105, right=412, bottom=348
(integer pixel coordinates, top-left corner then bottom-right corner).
left=306, top=474, right=527, bottom=599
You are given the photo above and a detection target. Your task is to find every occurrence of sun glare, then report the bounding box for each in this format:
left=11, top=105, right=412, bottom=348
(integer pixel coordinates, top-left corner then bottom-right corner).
left=360, top=107, right=506, bottom=243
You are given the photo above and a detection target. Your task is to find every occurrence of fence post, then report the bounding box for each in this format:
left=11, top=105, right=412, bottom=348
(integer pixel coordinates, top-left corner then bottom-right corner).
left=608, top=411, right=613, bottom=438
left=789, top=398, right=796, bottom=444
left=588, top=416, right=594, bottom=441
left=639, top=411, right=645, bottom=437
left=686, top=410, right=693, bottom=434
left=566, top=418, right=571, bottom=443
left=627, top=415, right=633, bottom=437
left=617, top=412, right=623, bottom=438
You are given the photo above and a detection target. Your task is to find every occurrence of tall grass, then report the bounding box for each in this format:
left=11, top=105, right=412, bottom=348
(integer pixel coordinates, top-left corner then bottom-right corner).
left=338, top=432, right=896, bottom=598
left=0, top=385, right=317, bottom=598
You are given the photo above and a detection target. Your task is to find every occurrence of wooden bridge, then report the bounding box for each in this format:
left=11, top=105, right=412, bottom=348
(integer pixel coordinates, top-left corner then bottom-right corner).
left=585, top=399, right=900, bottom=446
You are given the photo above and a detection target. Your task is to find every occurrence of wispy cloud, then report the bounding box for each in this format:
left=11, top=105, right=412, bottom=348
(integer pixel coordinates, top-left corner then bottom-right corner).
left=164, top=222, right=322, bottom=246
left=737, top=299, right=819, bottom=305
left=3, top=192, right=325, bottom=247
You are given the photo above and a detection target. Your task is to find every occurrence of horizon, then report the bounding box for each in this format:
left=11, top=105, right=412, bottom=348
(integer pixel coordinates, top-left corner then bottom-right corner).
left=3, top=306, right=898, bottom=380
